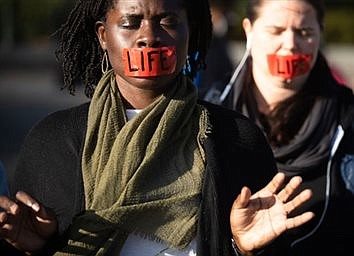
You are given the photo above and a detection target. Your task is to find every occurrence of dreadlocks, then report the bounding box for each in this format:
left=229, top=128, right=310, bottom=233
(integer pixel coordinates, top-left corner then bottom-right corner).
left=54, top=0, right=212, bottom=98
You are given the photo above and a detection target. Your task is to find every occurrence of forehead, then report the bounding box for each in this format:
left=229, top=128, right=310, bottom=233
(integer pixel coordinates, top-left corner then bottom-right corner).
left=256, top=0, right=317, bottom=27
left=113, top=0, right=185, bottom=14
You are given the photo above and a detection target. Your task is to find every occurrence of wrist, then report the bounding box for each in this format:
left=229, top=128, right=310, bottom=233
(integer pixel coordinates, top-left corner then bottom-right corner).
left=231, top=238, right=264, bottom=256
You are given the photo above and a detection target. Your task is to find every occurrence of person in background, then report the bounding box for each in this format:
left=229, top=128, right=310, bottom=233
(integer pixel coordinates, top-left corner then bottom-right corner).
left=0, top=0, right=314, bottom=255
left=196, top=0, right=235, bottom=101
left=0, top=161, right=9, bottom=197
left=224, top=0, right=354, bottom=255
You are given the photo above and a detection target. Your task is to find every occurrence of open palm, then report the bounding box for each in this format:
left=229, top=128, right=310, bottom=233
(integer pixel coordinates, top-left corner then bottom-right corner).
left=230, top=172, right=314, bottom=254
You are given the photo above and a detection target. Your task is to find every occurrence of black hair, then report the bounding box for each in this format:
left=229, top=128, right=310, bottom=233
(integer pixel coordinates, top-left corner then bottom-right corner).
left=246, top=0, right=325, bottom=29
left=54, top=0, right=212, bottom=98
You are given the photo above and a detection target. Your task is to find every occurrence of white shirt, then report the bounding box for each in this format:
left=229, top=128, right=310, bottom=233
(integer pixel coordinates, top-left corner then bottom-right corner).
left=126, top=109, right=142, bottom=120
left=120, top=234, right=197, bottom=256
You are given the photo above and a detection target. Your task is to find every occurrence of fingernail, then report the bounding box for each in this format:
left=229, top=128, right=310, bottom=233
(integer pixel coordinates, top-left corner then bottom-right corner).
left=32, top=203, right=40, bottom=212
left=28, top=202, right=40, bottom=212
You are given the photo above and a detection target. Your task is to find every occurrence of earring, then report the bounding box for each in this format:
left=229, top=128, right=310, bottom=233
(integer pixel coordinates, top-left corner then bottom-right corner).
left=183, top=55, right=191, bottom=76
left=101, top=50, right=109, bottom=74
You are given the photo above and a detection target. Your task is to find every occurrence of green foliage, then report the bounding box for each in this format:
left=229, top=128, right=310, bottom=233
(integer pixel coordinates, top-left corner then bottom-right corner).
left=227, top=1, right=354, bottom=44
left=324, top=8, right=354, bottom=44
left=1, top=0, right=354, bottom=45
left=14, top=0, right=63, bottom=42
left=0, top=0, right=74, bottom=44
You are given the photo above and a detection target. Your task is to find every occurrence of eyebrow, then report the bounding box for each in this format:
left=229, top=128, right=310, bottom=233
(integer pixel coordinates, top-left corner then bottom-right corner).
left=122, top=11, right=179, bottom=18
left=122, top=14, right=143, bottom=19
left=265, top=25, right=316, bottom=30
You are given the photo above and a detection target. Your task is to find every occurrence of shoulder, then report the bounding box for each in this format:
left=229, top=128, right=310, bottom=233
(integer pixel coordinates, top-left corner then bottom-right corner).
left=336, top=85, right=354, bottom=129
left=16, top=102, right=90, bottom=174
left=199, top=101, right=277, bottom=191
left=35, top=102, right=89, bottom=130
left=199, top=100, right=269, bottom=148
left=199, top=99, right=252, bottom=130
left=337, top=85, right=354, bottom=104
left=26, top=102, right=89, bottom=140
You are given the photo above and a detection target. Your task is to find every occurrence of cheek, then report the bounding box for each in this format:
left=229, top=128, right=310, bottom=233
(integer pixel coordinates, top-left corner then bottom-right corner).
left=301, top=36, right=320, bottom=68
left=175, top=34, right=189, bottom=72
left=107, top=47, right=123, bottom=73
left=251, top=35, right=273, bottom=67
left=106, top=34, right=130, bottom=72
left=310, top=49, right=319, bottom=69
left=253, top=32, right=278, bottom=55
left=304, top=36, right=320, bottom=53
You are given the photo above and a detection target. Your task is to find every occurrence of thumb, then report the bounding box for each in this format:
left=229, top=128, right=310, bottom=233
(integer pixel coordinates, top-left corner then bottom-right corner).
left=233, top=186, right=252, bottom=209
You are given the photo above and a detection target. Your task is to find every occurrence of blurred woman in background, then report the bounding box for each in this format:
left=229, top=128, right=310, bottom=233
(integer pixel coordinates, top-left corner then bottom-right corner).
left=224, top=0, right=354, bottom=255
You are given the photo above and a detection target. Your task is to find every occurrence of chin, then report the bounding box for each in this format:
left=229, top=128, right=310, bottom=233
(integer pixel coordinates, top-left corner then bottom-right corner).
left=128, top=74, right=178, bottom=89
left=279, top=77, right=305, bottom=91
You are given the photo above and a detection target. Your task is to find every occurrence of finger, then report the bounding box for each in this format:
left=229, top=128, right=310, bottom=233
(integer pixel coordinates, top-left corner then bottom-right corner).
left=36, top=206, right=57, bottom=224
left=262, top=172, right=286, bottom=194
left=15, top=191, right=55, bottom=223
left=232, top=186, right=252, bottom=209
left=285, top=211, right=315, bottom=229
left=0, top=211, right=7, bottom=224
left=277, top=176, right=302, bottom=203
left=0, top=225, right=11, bottom=239
left=284, top=188, right=312, bottom=215
left=0, top=196, right=19, bottom=215
left=15, top=191, right=40, bottom=212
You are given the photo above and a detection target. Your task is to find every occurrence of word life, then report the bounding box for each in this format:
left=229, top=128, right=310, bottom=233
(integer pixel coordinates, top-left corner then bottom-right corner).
left=123, top=46, right=176, bottom=77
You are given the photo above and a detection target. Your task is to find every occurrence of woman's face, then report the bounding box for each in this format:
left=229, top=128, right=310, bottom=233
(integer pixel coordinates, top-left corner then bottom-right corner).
left=96, top=0, right=189, bottom=91
left=245, top=0, right=321, bottom=88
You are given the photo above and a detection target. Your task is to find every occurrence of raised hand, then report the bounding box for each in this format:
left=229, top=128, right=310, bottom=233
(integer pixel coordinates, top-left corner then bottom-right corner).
left=0, top=191, right=58, bottom=253
left=230, top=172, right=314, bottom=255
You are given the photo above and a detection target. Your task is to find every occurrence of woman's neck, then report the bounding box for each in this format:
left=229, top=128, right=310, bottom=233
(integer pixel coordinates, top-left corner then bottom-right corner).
left=115, top=77, right=168, bottom=109
left=252, top=68, right=306, bottom=114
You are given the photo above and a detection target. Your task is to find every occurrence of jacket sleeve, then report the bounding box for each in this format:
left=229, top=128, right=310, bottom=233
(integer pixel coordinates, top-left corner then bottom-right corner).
left=9, top=104, right=88, bottom=234
left=197, top=102, right=278, bottom=256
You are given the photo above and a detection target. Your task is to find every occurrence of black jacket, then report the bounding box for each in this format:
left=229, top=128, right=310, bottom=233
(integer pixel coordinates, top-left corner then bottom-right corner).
left=224, top=53, right=354, bottom=255
left=5, top=101, right=277, bottom=255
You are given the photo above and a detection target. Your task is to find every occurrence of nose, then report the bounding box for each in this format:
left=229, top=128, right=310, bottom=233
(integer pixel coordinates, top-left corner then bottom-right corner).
left=136, top=20, right=161, bottom=48
left=281, top=30, right=298, bottom=52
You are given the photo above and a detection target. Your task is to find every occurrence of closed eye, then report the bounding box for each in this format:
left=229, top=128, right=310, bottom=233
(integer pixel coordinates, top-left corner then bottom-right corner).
left=119, top=15, right=142, bottom=30
left=159, top=14, right=180, bottom=28
left=266, top=26, right=285, bottom=36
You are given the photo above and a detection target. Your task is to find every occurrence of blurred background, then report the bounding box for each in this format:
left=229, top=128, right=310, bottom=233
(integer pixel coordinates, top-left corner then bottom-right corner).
left=0, top=0, right=354, bottom=183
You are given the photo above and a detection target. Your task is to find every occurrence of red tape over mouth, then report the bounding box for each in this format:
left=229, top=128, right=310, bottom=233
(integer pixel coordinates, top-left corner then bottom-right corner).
left=123, top=46, right=177, bottom=77
left=267, top=54, right=313, bottom=79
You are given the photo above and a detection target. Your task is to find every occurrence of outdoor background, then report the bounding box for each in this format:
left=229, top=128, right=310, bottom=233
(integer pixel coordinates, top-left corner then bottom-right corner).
left=0, top=0, right=354, bottom=183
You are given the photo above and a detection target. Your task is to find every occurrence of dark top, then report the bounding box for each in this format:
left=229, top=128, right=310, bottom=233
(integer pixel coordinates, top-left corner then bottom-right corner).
left=224, top=53, right=354, bottom=256
left=5, top=101, right=278, bottom=255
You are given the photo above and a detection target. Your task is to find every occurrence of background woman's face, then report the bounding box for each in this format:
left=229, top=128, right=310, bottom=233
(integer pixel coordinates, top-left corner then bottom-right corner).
left=248, top=0, right=321, bottom=85
left=97, top=0, right=189, bottom=90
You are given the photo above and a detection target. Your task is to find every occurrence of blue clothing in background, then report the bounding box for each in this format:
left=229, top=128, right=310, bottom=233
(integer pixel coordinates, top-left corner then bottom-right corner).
left=0, top=161, right=9, bottom=196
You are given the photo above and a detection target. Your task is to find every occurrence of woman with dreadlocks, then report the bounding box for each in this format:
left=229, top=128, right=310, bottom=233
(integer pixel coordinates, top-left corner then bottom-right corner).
left=0, top=0, right=313, bottom=255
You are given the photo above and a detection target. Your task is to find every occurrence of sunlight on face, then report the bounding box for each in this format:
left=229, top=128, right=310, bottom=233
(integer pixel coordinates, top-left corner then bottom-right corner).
left=249, top=0, right=321, bottom=88
left=98, top=0, right=189, bottom=91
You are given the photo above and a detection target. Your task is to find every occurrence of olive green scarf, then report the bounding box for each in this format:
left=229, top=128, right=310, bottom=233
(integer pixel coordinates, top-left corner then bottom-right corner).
left=54, top=69, right=209, bottom=255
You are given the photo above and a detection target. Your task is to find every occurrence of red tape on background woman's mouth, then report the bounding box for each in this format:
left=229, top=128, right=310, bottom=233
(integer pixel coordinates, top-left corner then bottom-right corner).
left=123, top=46, right=177, bottom=77
left=267, top=54, right=313, bottom=79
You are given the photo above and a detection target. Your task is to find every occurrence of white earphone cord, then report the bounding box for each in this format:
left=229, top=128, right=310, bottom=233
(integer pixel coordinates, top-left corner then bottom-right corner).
left=219, top=47, right=251, bottom=103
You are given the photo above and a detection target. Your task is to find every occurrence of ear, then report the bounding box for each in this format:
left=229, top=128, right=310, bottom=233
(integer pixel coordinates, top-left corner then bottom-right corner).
left=242, top=18, right=253, bottom=50
left=96, top=21, right=107, bottom=50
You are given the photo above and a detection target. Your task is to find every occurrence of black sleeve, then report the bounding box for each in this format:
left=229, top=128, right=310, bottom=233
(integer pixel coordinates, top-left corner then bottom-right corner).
left=197, top=102, right=278, bottom=256
left=0, top=240, right=26, bottom=255
left=207, top=102, right=277, bottom=194
left=9, top=104, right=88, bottom=234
